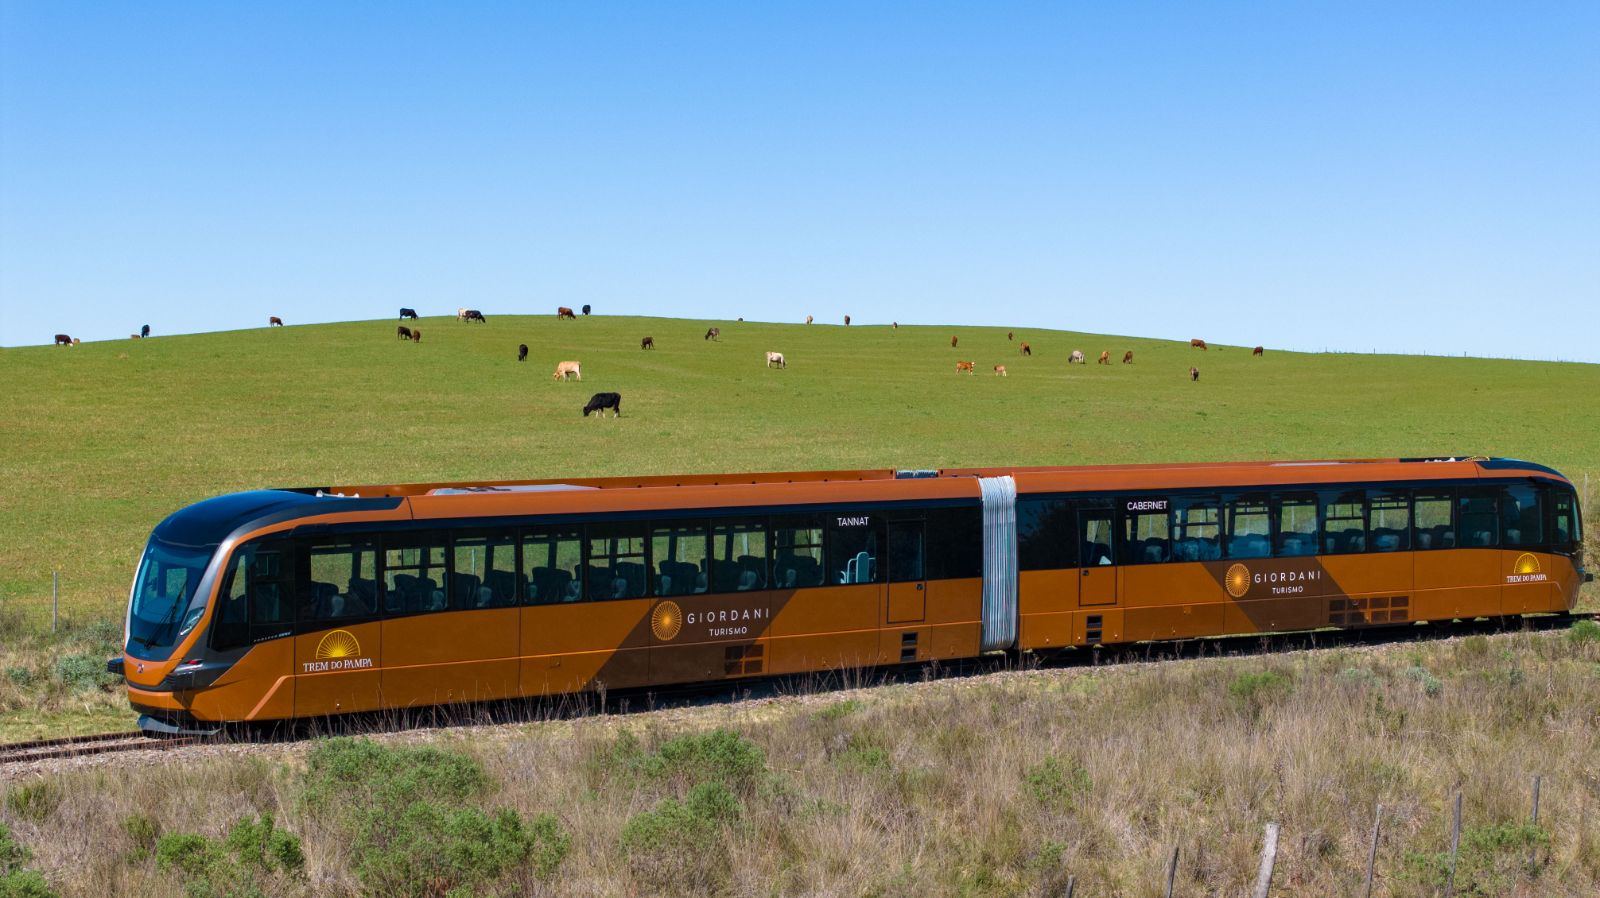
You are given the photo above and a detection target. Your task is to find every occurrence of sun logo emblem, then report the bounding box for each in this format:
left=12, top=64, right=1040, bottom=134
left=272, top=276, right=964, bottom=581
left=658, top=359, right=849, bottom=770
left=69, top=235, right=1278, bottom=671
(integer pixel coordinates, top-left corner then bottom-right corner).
left=1225, top=563, right=1251, bottom=598
left=315, top=629, right=361, bottom=660
left=651, top=601, right=683, bottom=641
left=1513, top=553, right=1541, bottom=575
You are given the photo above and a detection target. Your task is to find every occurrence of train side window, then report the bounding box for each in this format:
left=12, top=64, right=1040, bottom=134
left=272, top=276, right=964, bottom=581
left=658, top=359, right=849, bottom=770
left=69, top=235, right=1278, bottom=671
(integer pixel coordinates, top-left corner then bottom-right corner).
left=1367, top=491, right=1411, bottom=552
left=1499, top=484, right=1544, bottom=547
left=1273, top=493, right=1317, bottom=557
left=586, top=523, right=648, bottom=600
left=383, top=536, right=447, bottom=615
left=1224, top=493, right=1271, bottom=559
left=1120, top=500, right=1170, bottom=564
left=652, top=521, right=709, bottom=597
left=1550, top=487, right=1579, bottom=552
left=1412, top=490, right=1455, bottom=549
left=925, top=506, right=982, bottom=579
left=1320, top=491, right=1366, bottom=554
left=828, top=513, right=881, bottom=584
left=1171, top=496, right=1220, bottom=561
left=711, top=519, right=768, bottom=593
left=522, top=528, right=582, bottom=604
left=1018, top=498, right=1075, bottom=570
left=771, top=515, right=825, bottom=588
left=1077, top=501, right=1116, bottom=566
left=302, top=539, right=378, bottom=622
left=1457, top=488, right=1499, bottom=548
left=452, top=532, right=519, bottom=609
left=211, top=550, right=251, bottom=650
left=887, top=519, right=925, bottom=582
left=248, top=543, right=292, bottom=634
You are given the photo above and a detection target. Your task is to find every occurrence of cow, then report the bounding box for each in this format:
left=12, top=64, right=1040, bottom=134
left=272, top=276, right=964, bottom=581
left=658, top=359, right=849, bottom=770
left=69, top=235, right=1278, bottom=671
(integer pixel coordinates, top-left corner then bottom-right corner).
left=553, top=361, right=582, bottom=381
left=411, top=329, right=421, bottom=343
left=1253, top=346, right=1264, bottom=357
left=130, top=333, right=141, bottom=339
left=1123, top=350, right=1134, bottom=364
left=518, top=344, right=528, bottom=362
left=462, top=310, right=486, bottom=323
left=457, top=308, right=469, bottom=321
left=582, top=304, right=592, bottom=316
left=72, top=337, right=80, bottom=345
left=844, top=315, right=851, bottom=326
left=765, top=351, right=786, bottom=369
left=54, top=334, right=72, bottom=346
left=993, top=365, right=1007, bottom=377
left=641, top=336, right=654, bottom=350
left=1098, top=351, right=1110, bottom=365
left=1007, top=331, right=1014, bottom=341
left=955, top=360, right=975, bottom=374
left=1068, top=350, right=1085, bottom=364
left=583, top=392, right=622, bottom=417
left=269, top=316, right=284, bottom=327
left=397, top=326, right=413, bottom=340
left=704, top=327, right=720, bottom=341
left=1190, top=339, right=1207, bottom=350
left=1190, top=366, right=1200, bottom=382
left=892, top=322, right=899, bottom=329
left=951, top=336, right=959, bottom=349
left=399, top=308, right=418, bottom=320
left=557, top=307, right=576, bottom=320
left=805, top=315, right=813, bottom=324
left=1021, top=342, right=1032, bottom=356
left=140, top=324, right=151, bottom=338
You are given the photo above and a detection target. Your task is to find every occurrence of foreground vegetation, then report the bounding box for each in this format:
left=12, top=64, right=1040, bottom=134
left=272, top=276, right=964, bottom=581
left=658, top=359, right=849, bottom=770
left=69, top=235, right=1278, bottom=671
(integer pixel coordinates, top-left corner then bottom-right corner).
left=2, top=626, right=1597, bottom=896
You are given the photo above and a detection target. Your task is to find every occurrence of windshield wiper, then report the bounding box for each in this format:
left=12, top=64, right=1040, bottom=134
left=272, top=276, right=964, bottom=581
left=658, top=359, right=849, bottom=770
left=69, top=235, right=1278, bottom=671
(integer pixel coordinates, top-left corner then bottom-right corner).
left=136, top=590, right=188, bottom=648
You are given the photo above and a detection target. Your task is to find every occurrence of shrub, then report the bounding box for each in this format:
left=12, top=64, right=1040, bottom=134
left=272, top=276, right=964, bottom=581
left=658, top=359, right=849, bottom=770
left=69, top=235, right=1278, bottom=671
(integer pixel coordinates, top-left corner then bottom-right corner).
left=1568, top=619, right=1600, bottom=645
left=155, top=815, right=303, bottom=898
left=815, top=698, right=864, bottom=721
left=0, top=823, right=32, bottom=875
left=837, top=732, right=891, bottom=771
left=3, top=667, right=33, bottom=688
left=3, top=783, right=59, bottom=823
left=1403, top=665, right=1443, bottom=697
left=122, top=813, right=160, bottom=861
left=1398, top=822, right=1549, bottom=897
left=589, top=728, right=768, bottom=795
left=52, top=654, right=113, bottom=691
left=1228, top=670, right=1292, bottom=705
left=621, top=782, right=740, bottom=891
left=1023, top=756, right=1091, bottom=806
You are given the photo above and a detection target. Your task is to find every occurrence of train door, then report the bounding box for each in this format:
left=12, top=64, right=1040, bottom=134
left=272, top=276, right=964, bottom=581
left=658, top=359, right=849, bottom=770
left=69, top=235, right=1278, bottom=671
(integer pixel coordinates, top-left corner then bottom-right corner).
left=292, top=538, right=384, bottom=718
left=1078, top=504, right=1118, bottom=606
left=886, top=519, right=927, bottom=625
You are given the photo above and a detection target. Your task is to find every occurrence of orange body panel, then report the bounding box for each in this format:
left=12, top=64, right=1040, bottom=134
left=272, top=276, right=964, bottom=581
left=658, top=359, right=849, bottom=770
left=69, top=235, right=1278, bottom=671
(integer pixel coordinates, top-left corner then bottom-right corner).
left=383, top=608, right=520, bottom=707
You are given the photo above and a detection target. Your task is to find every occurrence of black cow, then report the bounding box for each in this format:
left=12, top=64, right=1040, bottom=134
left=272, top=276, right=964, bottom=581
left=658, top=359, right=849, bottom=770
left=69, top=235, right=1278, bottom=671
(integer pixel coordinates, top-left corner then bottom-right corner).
left=581, top=304, right=592, bottom=316
left=463, top=310, right=486, bottom=323
left=583, top=392, right=622, bottom=417
left=397, top=326, right=413, bottom=340
left=518, top=343, right=528, bottom=362
left=399, top=308, right=418, bottom=320
left=140, top=324, right=151, bottom=338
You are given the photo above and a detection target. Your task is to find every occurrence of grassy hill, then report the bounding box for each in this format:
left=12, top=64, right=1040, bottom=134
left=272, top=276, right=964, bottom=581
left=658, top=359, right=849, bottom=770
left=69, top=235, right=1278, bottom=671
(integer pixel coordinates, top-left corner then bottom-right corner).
left=3, top=313, right=1598, bottom=622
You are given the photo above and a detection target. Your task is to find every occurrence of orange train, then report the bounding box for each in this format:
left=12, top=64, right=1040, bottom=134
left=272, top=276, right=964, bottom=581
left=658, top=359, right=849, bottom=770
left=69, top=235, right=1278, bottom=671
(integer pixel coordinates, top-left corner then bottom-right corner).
left=113, top=457, right=1589, bottom=733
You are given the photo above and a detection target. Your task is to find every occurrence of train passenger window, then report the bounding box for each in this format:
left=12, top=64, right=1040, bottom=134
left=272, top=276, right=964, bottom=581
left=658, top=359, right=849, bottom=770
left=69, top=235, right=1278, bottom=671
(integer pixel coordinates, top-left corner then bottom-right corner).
left=302, top=540, right=378, bottom=622
left=887, top=520, right=925, bottom=582
left=522, top=528, right=582, bottom=604
left=1224, top=494, right=1271, bottom=559
left=1550, top=487, right=1579, bottom=552
left=1018, top=498, right=1075, bottom=570
left=1367, top=491, right=1411, bottom=552
left=925, top=506, right=982, bottom=579
left=247, top=543, right=291, bottom=632
left=1320, top=491, right=1366, bottom=555
left=828, top=514, right=881, bottom=584
left=1273, top=493, right=1317, bottom=557
left=1078, top=502, right=1115, bottom=566
left=1412, top=490, right=1455, bottom=549
left=1171, top=496, right=1220, bottom=561
left=586, top=523, right=648, bottom=600
left=1457, top=488, right=1499, bottom=548
left=1120, top=499, right=1170, bottom=564
left=211, top=551, right=252, bottom=650
left=383, top=536, right=447, bottom=615
left=452, top=533, right=519, bottom=609
left=1499, top=484, right=1544, bottom=547
left=652, top=522, right=709, bottom=597
left=771, top=515, right=825, bottom=588
left=711, top=519, right=768, bottom=592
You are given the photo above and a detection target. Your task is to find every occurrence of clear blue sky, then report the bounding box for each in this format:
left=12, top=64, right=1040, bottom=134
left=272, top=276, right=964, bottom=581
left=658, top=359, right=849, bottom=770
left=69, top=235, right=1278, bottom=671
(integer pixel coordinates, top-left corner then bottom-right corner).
left=2, top=2, right=1596, bottom=359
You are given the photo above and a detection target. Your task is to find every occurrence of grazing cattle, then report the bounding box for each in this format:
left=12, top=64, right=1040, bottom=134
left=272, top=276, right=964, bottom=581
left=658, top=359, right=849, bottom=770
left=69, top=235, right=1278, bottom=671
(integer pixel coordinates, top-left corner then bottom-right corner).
left=411, top=328, right=421, bottom=343
left=805, top=315, right=813, bottom=325
left=765, top=351, right=786, bottom=369
left=1190, top=366, right=1200, bottom=382
left=130, top=333, right=141, bottom=339
left=1190, top=338, right=1207, bottom=350
left=72, top=338, right=80, bottom=345
left=951, top=336, right=958, bottom=349
left=1098, top=351, right=1110, bottom=365
left=581, top=304, right=592, bottom=316
left=462, top=309, right=486, bottom=323
left=518, top=344, right=528, bottom=362
left=399, top=308, right=418, bottom=320
left=1020, top=342, right=1031, bottom=356
left=844, top=315, right=851, bottom=326
left=397, top=326, right=413, bottom=340
left=54, top=334, right=72, bottom=346
left=892, top=322, right=899, bottom=329
left=583, top=392, right=622, bottom=417
left=141, top=324, right=151, bottom=338
left=553, top=361, right=582, bottom=381
left=269, top=316, right=284, bottom=327
left=641, top=336, right=654, bottom=350
left=1068, top=350, right=1085, bottom=364
left=1253, top=346, right=1264, bottom=357
left=955, top=360, right=975, bottom=374
left=993, top=365, right=1007, bottom=377
left=704, top=327, right=720, bottom=341
left=1122, top=350, right=1134, bottom=364
left=457, top=308, right=468, bottom=321
left=557, top=307, right=576, bottom=320
left=1007, top=331, right=1014, bottom=341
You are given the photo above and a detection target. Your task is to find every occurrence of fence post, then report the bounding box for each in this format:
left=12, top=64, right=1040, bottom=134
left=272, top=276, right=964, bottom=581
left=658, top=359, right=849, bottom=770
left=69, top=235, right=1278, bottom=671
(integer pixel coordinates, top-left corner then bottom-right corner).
left=52, top=570, right=59, bottom=633
left=1250, top=822, right=1279, bottom=897
left=1528, top=774, right=1542, bottom=867
left=1445, top=791, right=1463, bottom=898
left=1063, top=874, right=1075, bottom=898
left=1164, top=845, right=1179, bottom=898
left=1363, top=804, right=1382, bottom=898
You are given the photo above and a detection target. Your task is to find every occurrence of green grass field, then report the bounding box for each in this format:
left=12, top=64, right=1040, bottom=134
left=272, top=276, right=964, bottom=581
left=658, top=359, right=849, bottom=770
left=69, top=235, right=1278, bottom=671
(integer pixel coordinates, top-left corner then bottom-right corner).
left=3, top=314, right=1598, bottom=623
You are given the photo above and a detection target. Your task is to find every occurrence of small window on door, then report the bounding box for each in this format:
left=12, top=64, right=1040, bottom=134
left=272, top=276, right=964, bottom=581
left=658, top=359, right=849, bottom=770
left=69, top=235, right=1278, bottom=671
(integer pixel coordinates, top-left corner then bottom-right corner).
left=887, top=521, right=925, bottom=582
left=1078, top=506, right=1115, bottom=566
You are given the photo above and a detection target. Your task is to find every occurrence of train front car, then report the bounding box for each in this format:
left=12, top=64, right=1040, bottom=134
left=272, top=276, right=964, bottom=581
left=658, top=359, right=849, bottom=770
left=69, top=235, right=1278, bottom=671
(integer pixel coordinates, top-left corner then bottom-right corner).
left=112, top=490, right=402, bottom=735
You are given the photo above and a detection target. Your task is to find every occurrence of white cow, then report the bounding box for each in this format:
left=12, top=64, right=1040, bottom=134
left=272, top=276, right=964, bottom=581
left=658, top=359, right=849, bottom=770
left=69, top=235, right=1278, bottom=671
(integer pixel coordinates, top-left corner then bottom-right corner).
left=553, top=361, right=582, bottom=381
left=765, top=351, right=786, bottom=369
left=456, top=308, right=469, bottom=322
left=1068, top=350, right=1085, bottom=364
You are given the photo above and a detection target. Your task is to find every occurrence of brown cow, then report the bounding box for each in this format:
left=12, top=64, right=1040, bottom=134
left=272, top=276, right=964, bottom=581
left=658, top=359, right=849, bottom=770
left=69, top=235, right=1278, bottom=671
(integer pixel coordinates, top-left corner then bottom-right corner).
left=955, top=360, right=975, bottom=374
left=411, top=328, right=421, bottom=343
left=54, top=334, right=72, bottom=346
left=805, top=315, right=813, bottom=325
left=844, top=315, right=851, bottom=326
left=951, top=336, right=959, bottom=349
left=1190, top=338, right=1207, bottom=350
left=397, top=326, right=413, bottom=340
left=993, top=365, right=1007, bottom=377
left=641, top=336, right=654, bottom=350
left=704, top=327, right=720, bottom=341
left=557, top=307, right=576, bottom=320
left=1122, top=350, right=1134, bottom=364
left=1020, top=342, right=1031, bottom=356
left=269, top=316, right=284, bottom=326
left=72, top=338, right=80, bottom=345
left=1252, top=346, right=1264, bottom=357
left=1190, top=366, right=1200, bottom=382
left=1097, top=351, right=1110, bottom=365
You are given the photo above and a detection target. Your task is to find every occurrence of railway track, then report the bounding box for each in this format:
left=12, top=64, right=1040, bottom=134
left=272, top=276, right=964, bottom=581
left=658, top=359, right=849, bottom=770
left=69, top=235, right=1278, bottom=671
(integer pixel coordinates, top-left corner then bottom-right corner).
left=0, top=731, right=197, bottom=766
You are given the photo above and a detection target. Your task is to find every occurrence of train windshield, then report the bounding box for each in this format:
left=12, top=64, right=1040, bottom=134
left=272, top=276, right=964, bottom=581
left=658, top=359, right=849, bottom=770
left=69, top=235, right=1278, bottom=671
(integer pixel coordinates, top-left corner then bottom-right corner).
left=127, top=538, right=215, bottom=659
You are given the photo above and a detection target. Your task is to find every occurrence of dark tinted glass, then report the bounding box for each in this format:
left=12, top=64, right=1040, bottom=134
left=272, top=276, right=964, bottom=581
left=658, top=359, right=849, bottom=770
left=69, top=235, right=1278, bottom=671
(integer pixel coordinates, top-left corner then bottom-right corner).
left=1078, top=502, right=1115, bottom=566
left=1120, top=499, right=1170, bottom=564
left=1274, top=493, right=1317, bottom=557
left=1018, top=498, right=1074, bottom=570
left=925, top=506, right=982, bottom=579
left=887, top=521, right=925, bottom=582
left=1171, top=496, right=1220, bottom=561
left=652, top=521, right=709, bottom=596
left=523, top=528, right=582, bottom=604
left=452, top=532, right=519, bottom=609
left=1550, top=487, right=1579, bottom=550
left=303, top=539, right=378, bottom=622
left=383, top=535, right=447, bottom=614
left=1499, top=484, right=1544, bottom=547
left=1320, top=491, right=1366, bottom=554
left=1367, top=491, right=1411, bottom=552
left=211, top=550, right=251, bottom=650
left=587, top=523, right=648, bottom=600
left=1225, top=493, right=1271, bottom=559
left=1458, top=488, right=1498, bottom=547
left=771, top=515, right=824, bottom=588
left=710, top=519, right=768, bottom=592
left=828, top=513, right=881, bottom=584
